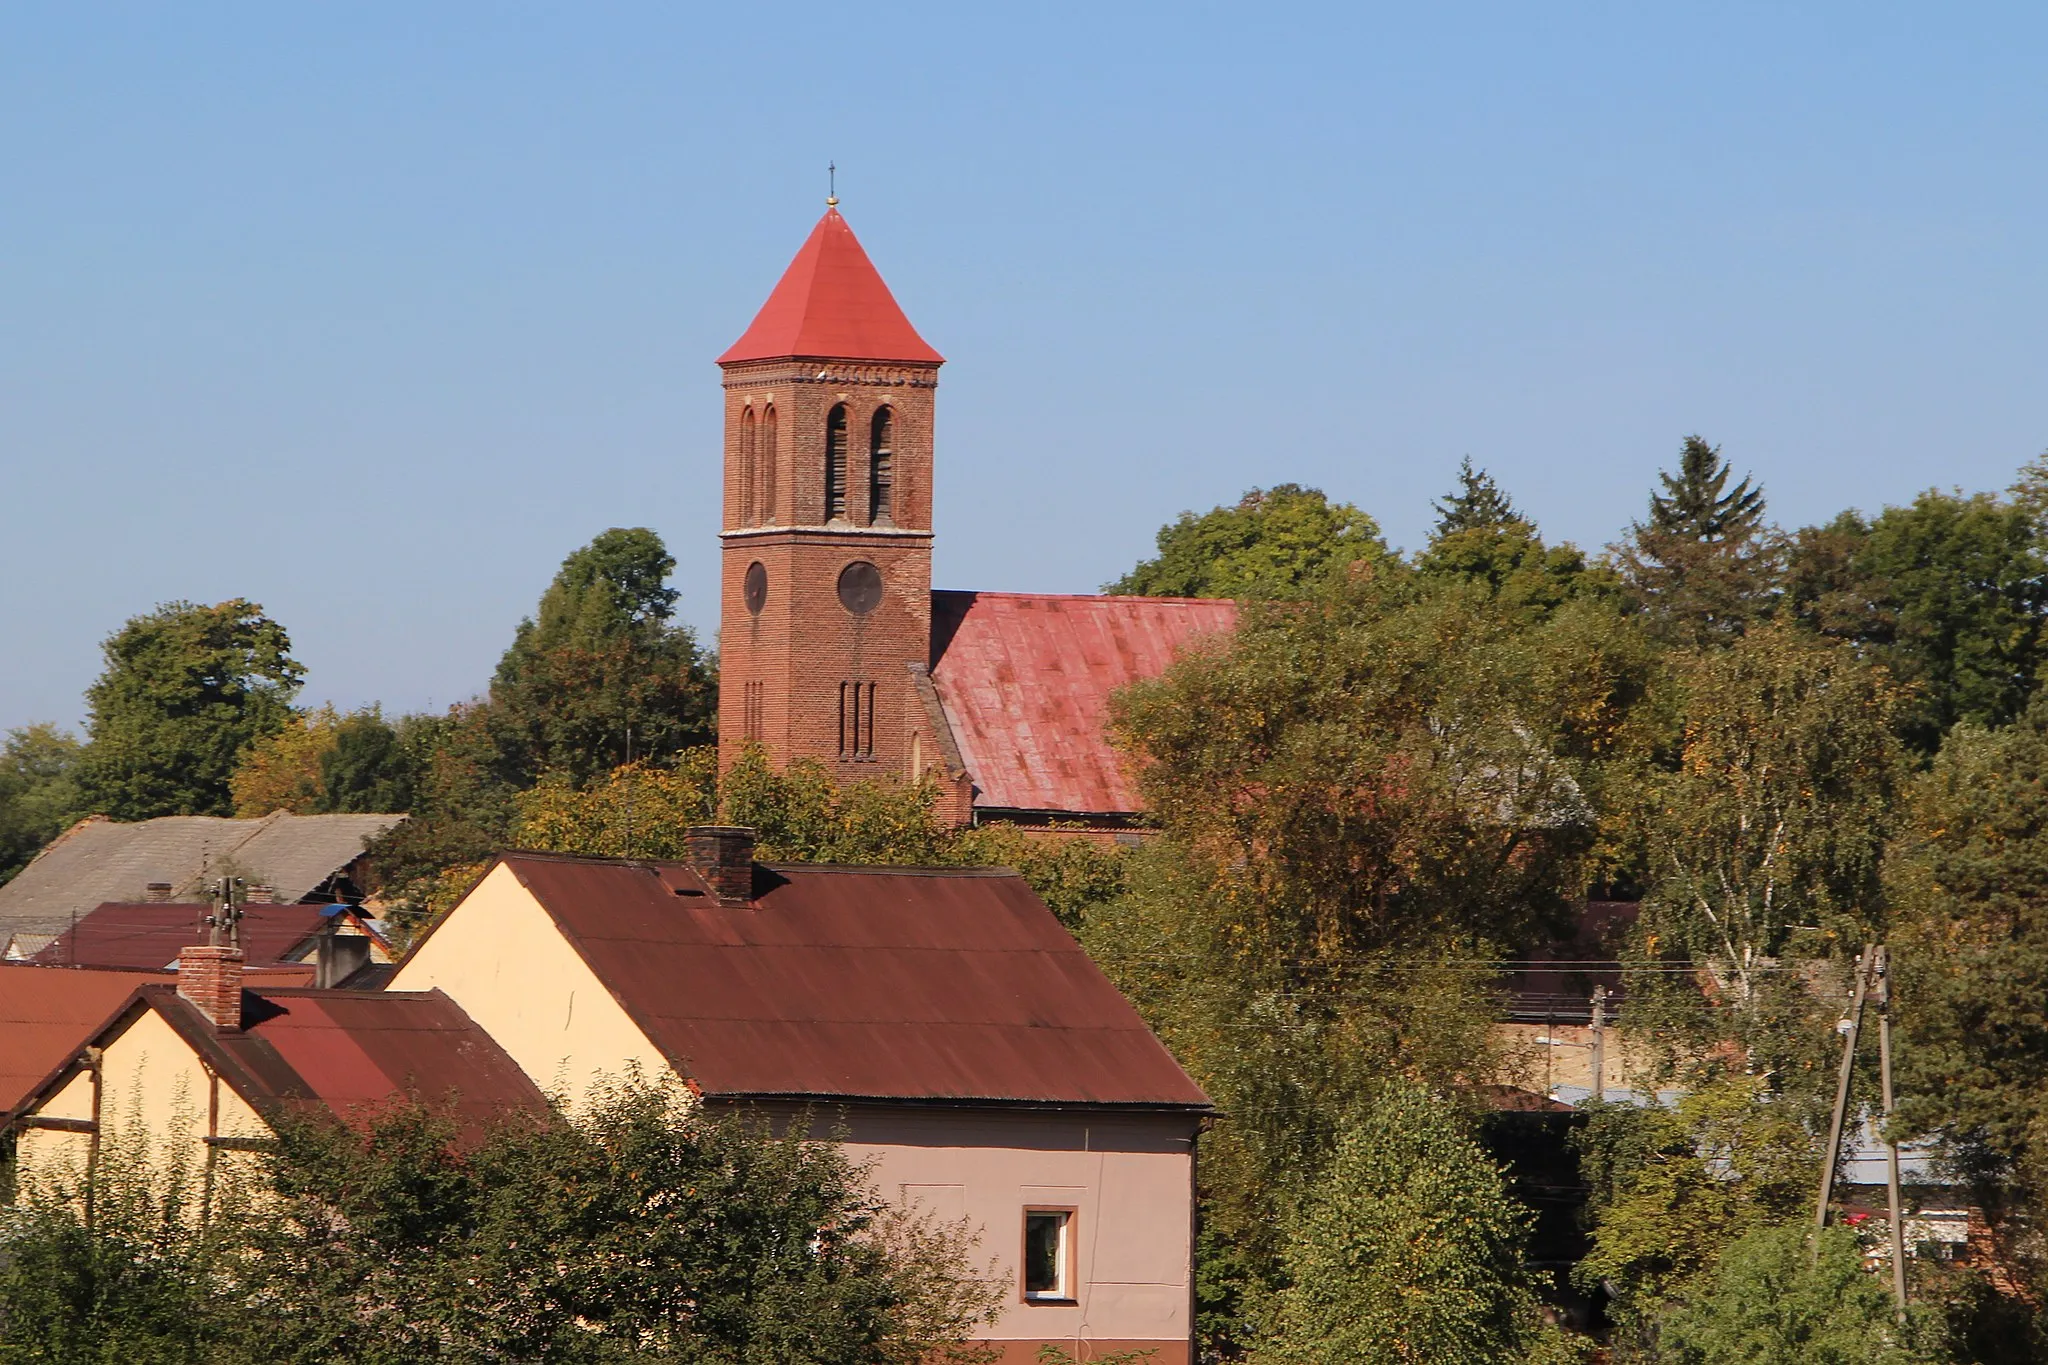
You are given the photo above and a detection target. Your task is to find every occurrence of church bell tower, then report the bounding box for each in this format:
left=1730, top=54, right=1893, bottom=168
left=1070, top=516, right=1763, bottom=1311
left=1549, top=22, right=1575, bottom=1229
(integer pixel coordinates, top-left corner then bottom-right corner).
left=716, top=205, right=943, bottom=782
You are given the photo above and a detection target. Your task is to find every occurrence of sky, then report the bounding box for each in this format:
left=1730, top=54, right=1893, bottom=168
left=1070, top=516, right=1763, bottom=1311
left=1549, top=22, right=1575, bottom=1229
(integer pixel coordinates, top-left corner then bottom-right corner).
left=4, top=3, right=2045, bottom=732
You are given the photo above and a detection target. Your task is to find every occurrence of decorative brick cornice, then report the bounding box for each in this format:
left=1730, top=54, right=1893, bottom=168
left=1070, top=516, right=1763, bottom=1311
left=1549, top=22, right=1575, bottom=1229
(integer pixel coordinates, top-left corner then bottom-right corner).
left=720, top=359, right=939, bottom=390
left=720, top=526, right=934, bottom=545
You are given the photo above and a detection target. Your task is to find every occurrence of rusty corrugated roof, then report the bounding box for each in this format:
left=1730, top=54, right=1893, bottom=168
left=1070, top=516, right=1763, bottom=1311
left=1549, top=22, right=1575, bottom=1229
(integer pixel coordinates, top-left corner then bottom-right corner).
left=229, top=989, right=550, bottom=1134
left=928, top=591, right=1238, bottom=816
left=31, top=902, right=327, bottom=970
left=499, top=853, right=1209, bottom=1110
left=0, top=963, right=162, bottom=1112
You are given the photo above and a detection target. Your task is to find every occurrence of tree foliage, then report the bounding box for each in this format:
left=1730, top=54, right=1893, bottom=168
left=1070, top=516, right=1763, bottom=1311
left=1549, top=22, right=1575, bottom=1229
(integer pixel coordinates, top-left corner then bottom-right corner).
left=1632, top=624, right=1904, bottom=1001
left=1890, top=699, right=2048, bottom=1270
left=1265, top=1078, right=1571, bottom=1365
left=489, top=528, right=716, bottom=785
left=1106, top=485, right=1391, bottom=599
left=0, top=1082, right=1001, bottom=1365
left=1572, top=1077, right=1818, bottom=1329
left=1619, top=437, right=1780, bottom=646
left=74, top=598, right=303, bottom=820
left=0, top=723, right=83, bottom=883
left=1433, top=457, right=1523, bottom=535
left=1786, top=491, right=2048, bottom=751
left=230, top=703, right=340, bottom=815
left=1654, top=1223, right=1936, bottom=1365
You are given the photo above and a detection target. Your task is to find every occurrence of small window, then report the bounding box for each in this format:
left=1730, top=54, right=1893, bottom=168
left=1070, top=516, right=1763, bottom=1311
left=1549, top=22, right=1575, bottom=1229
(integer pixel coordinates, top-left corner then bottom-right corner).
left=1023, top=1210, right=1072, bottom=1301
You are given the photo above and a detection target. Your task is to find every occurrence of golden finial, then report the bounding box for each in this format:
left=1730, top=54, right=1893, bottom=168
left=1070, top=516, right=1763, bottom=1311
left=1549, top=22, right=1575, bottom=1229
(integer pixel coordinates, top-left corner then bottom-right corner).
left=827, top=161, right=838, bottom=208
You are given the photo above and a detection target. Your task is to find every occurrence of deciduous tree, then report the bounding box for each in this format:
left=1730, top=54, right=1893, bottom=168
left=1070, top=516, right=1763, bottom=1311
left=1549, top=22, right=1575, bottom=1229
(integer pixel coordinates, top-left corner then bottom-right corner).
left=1106, top=485, right=1391, bottom=599
left=75, top=599, right=303, bottom=820
left=0, top=723, right=83, bottom=882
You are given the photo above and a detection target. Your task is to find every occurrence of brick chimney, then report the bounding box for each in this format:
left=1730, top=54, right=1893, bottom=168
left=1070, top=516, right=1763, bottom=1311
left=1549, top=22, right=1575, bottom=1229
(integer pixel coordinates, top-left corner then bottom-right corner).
left=245, top=884, right=275, bottom=904
left=143, top=881, right=174, bottom=903
left=685, top=826, right=756, bottom=906
left=178, top=944, right=245, bottom=1032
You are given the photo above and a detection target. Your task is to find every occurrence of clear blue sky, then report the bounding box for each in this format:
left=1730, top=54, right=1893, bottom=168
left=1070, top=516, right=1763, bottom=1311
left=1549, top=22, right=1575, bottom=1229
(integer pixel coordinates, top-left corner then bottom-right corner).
left=5, top=3, right=2045, bottom=732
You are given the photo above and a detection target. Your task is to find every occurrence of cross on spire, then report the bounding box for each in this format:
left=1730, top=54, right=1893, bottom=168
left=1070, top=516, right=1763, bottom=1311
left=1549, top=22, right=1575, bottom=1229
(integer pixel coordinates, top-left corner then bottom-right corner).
left=827, top=161, right=838, bottom=208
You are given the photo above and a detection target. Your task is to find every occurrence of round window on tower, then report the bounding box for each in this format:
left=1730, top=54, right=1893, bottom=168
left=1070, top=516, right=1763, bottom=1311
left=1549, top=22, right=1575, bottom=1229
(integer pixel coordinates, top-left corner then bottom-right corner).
left=837, top=561, right=883, bottom=616
left=743, top=562, right=768, bottom=615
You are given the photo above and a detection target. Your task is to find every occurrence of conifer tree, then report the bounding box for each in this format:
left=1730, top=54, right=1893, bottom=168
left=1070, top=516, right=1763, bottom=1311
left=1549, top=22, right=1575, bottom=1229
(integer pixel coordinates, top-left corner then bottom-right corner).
left=1432, top=457, right=1523, bottom=536
left=1619, top=436, right=1779, bottom=644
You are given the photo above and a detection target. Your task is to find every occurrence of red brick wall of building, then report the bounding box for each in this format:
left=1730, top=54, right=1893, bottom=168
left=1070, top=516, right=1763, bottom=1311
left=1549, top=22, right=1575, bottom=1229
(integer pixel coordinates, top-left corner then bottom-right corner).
left=717, top=359, right=940, bottom=785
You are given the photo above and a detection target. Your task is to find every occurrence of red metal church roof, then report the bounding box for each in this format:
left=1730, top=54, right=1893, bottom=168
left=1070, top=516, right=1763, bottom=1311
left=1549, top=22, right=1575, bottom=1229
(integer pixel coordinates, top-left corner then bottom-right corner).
left=718, top=209, right=944, bottom=366
left=929, top=591, right=1239, bottom=817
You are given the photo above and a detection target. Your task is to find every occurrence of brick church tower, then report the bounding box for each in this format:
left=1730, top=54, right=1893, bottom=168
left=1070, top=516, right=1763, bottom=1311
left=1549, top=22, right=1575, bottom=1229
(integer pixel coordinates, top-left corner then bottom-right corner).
left=716, top=205, right=944, bottom=784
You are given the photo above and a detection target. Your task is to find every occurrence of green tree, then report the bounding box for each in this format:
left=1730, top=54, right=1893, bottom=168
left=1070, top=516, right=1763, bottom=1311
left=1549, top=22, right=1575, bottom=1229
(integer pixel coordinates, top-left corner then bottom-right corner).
left=1106, top=485, right=1391, bottom=599
left=1785, top=491, right=2048, bottom=752
left=230, top=703, right=340, bottom=815
left=1619, top=437, right=1780, bottom=645
left=317, top=707, right=422, bottom=814
left=0, top=723, right=83, bottom=882
left=1265, top=1078, right=1567, bottom=1365
left=74, top=599, right=303, bottom=820
left=1573, top=1078, right=1818, bottom=1330
left=490, top=528, right=717, bottom=785
left=1655, top=1223, right=1935, bottom=1365
left=1633, top=624, right=1904, bottom=1004
left=1890, top=699, right=2048, bottom=1267
left=1433, top=456, right=1522, bottom=535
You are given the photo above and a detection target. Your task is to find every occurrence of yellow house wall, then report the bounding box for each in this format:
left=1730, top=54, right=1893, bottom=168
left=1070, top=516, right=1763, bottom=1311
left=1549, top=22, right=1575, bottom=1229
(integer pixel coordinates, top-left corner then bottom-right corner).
left=14, top=1006, right=271, bottom=1193
left=389, top=863, right=669, bottom=1104
left=1494, top=1020, right=1645, bottom=1096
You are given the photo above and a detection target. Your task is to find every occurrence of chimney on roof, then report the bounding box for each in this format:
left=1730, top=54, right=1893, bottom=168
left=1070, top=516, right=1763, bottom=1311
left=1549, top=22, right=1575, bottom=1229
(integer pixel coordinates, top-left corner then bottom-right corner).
left=685, top=826, right=756, bottom=906
left=143, top=881, right=174, bottom=903
left=245, top=884, right=275, bottom=904
left=178, top=944, right=245, bottom=1032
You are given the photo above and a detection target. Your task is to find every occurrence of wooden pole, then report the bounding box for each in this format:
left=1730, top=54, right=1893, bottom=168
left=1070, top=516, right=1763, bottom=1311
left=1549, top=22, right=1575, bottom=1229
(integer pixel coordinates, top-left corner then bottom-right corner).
left=1875, top=945, right=1909, bottom=1318
left=1814, top=945, right=1873, bottom=1259
left=1589, top=985, right=1608, bottom=1103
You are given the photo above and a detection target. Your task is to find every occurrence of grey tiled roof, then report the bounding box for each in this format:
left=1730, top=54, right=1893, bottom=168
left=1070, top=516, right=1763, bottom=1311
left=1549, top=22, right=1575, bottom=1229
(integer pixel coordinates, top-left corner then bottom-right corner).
left=0, top=812, right=404, bottom=937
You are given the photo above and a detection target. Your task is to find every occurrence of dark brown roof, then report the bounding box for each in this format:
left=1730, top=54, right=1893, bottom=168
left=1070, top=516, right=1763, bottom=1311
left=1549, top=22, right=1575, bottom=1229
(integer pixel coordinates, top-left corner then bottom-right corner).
left=31, top=902, right=329, bottom=970
left=929, top=591, right=1238, bottom=816
left=489, top=853, right=1209, bottom=1110
left=6, top=984, right=548, bottom=1141
left=0, top=963, right=162, bottom=1112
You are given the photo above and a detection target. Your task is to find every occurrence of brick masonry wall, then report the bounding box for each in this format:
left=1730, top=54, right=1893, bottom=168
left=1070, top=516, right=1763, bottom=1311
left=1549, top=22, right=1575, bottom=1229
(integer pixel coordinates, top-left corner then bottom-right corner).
left=177, top=944, right=245, bottom=1032
left=717, top=360, right=941, bottom=786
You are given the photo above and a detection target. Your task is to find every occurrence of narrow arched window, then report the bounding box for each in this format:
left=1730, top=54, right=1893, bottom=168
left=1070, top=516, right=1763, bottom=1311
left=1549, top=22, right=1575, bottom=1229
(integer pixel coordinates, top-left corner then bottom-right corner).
left=825, top=404, right=849, bottom=522
left=868, top=407, right=894, bottom=525
left=760, top=404, right=778, bottom=523
left=738, top=407, right=757, bottom=525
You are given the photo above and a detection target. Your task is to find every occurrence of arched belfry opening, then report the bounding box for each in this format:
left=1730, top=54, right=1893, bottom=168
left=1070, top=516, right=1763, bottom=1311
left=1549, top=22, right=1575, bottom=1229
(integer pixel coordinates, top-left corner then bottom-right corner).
left=825, top=404, right=849, bottom=523
left=869, top=406, right=895, bottom=525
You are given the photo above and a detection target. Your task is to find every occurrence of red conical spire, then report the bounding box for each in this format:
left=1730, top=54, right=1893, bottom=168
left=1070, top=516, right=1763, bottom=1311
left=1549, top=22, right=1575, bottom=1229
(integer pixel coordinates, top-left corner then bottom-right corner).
left=718, top=209, right=943, bottom=367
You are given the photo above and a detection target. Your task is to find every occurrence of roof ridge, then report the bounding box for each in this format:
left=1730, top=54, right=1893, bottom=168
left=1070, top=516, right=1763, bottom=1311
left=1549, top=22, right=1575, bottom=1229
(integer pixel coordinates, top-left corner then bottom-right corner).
left=934, top=588, right=1238, bottom=608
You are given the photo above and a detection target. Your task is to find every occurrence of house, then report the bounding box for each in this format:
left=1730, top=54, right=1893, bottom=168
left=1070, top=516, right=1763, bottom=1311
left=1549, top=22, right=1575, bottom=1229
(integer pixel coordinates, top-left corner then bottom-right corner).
left=389, top=830, right=1211, bottom=1365
left=29, top=898, right=393, bottom=984
left=6, top=945, right=545, bottom=1198
left=713, top=206, right=1237, bottom=831
left=0, top=810, right=405, bottom=947
left=1, top=963, right=166, bottom=1121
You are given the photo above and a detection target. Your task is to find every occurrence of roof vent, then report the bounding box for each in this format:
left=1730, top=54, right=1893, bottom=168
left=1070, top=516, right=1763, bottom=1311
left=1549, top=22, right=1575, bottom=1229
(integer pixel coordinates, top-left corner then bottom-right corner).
left=685, top=826, right=756, bottom=906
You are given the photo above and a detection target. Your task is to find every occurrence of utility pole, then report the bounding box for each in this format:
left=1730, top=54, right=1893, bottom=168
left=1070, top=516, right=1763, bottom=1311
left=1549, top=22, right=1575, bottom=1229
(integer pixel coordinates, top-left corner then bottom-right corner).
left=1814, top=945, right=1874, bottom=1259
left=1589, top=985, right=1608, bottom=1103
left=1875, top=944, right=1909, bottom=1318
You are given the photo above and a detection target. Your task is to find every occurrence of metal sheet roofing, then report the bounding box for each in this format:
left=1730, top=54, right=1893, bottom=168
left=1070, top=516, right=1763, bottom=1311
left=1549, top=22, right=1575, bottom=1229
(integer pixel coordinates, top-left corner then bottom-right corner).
left=718, top=209, right=943, bottom=366
left=232, top=989, right=550, bottom=1133
left=0, top=812, right=403, bottom=939
left=497, top=853, right=1209, bottom=1110
left=31, top=902, right=328, bottom=971
left=0, top=963, right=162, bottom=1112
left=928, top=591, right=1238, bottom=816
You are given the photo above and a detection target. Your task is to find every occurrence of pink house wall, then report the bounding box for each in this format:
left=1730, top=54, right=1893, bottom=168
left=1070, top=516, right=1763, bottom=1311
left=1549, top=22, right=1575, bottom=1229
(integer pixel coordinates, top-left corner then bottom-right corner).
left=743, top=1102, right=1199, bottom=1365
